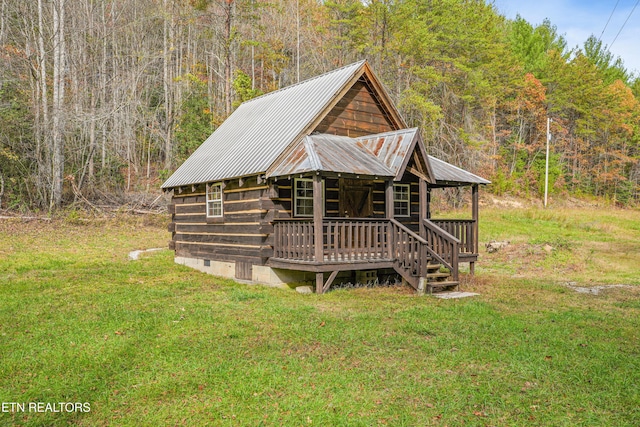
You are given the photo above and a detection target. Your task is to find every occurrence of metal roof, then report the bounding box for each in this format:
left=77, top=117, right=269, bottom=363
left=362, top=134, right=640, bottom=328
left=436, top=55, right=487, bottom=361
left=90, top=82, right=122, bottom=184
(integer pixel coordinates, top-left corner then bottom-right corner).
left=268, top=134, right=395, bottom=178
left=161, top=60, right=367, bottom=189
left=268, top=129, right=490, bottom=186
left=161, top=60, right=490, bottom=189
left=427, top=155, right=491, bottom=186
left=355, top=128, right=420, bottom=180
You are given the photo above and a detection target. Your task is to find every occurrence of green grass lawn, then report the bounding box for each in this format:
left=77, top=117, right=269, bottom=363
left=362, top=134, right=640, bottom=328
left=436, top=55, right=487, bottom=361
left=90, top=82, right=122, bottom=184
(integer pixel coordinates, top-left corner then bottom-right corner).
left=0, top=208, right=639, bottom=426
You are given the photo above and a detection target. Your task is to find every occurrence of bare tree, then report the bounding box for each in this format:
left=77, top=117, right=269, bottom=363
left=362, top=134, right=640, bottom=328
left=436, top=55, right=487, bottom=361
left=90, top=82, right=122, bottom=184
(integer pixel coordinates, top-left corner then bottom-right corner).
left=50, top=0, right=66, bottom=208
left=0, top=0, right=6, bottom=44
left=163, top=0, right=176, bottom=169
left=222, top=0, right=234, bottom=116
left=36, top=0, right=50, bottom=205
left=0, top=173, right=4, bottom=209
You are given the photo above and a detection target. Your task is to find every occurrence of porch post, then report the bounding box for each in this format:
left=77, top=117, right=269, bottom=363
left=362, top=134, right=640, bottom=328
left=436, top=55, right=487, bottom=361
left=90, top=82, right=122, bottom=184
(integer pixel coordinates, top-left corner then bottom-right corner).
left=419, top=179, right=428, bottom=239
left=313, top=173, right=324, bottom=293
left=471, top=184, right=479, bottom=275
left=385, top=179, right=394, bottom=219
left=385, top=179, right=395, bottom=260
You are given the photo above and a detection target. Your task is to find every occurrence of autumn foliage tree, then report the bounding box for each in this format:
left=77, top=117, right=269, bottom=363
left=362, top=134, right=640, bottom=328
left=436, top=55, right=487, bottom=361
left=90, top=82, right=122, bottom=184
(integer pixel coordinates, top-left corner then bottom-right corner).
left=0, top=0, right=638, bottom=210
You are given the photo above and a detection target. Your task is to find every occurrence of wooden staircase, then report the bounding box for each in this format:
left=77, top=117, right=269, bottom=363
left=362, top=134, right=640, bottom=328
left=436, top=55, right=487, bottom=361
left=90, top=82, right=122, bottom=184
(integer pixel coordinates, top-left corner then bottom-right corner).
left=389, top=219, right=460, bottom=294
left=393, top=259, right=459, bottom=294
left=425, top=263, right=459, bottom=294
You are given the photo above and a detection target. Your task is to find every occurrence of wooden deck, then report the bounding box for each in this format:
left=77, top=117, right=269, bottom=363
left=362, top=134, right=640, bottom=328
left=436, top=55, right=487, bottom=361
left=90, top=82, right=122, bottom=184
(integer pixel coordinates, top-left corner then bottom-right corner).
left=271, top=217, right=477, bottom=291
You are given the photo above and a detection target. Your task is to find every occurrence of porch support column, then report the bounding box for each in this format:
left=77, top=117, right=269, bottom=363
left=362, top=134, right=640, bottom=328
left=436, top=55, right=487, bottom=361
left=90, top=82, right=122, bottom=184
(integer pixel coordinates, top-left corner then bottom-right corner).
left=385, top=179, right=394, bottom=219
left=385, top=179, right=395, bottom=260
left=313, top=173, right=324, bottom=293
left=419, top=179, right=428, bottom=239
left=470, top=184, right=479, bottom=275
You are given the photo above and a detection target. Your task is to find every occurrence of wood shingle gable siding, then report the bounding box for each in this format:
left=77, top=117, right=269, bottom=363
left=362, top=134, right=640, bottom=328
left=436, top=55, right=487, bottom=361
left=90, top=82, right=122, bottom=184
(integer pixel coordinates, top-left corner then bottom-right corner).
left=315, top=79, right=398, bottom=137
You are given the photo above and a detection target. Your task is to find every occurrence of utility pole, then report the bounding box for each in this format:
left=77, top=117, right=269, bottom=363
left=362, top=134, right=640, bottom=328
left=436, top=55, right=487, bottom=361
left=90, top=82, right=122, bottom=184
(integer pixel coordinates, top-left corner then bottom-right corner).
left=544, top=117, right=551, bottom=208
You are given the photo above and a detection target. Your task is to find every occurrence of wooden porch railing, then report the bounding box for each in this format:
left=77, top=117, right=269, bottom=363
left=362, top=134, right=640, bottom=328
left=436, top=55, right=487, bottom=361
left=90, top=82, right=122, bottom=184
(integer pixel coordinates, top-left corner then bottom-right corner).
left=273, top=218, right=390, bottom=262
left=273, top=219, right=315, bottom=261
left=423, top=219, right=460, bottom=282
left=431, top=219, right=476, bottom=254
left=273, top=218, right=460, bottom=285
left=324, top=218, right=390, bottom=261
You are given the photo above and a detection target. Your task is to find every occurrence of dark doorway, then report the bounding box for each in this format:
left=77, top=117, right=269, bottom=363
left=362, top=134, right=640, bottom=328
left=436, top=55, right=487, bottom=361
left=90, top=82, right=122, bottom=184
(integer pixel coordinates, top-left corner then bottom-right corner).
left=340, top=179, right=373, bottom=217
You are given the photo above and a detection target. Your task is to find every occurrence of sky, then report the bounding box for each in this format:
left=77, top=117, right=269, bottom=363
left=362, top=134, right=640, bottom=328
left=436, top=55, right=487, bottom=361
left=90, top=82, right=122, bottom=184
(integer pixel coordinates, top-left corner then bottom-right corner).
left=493, top=0, right=640, bottom=76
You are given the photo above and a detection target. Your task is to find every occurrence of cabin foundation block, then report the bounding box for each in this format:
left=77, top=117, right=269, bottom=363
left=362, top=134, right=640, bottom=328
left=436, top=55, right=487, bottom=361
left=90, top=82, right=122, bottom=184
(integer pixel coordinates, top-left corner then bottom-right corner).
left=174, top=256, right=315, bottom=289
left=175, top=256, right=235, bottom=278
left=252, top=265, right=315, bottom=288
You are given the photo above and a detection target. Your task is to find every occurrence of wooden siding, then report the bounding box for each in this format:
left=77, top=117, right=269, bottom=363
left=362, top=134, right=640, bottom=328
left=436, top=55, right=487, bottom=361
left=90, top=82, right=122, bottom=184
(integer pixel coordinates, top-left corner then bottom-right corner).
left=168, top=172, right=428, bottom=272
left=169, top=176, right=273, bottom=266
left=314, top=80, right=396, bottom=137
left=269, top=178, right=293, bottom=220
left=272, top=177, right=388, bottom=221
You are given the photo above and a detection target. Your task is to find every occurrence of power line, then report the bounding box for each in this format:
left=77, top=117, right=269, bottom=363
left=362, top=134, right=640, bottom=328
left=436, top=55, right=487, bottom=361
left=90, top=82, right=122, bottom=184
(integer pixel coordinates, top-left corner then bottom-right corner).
left=598, top=0, right=620, bottom=42
left=610, top=0, right=640, bottom=49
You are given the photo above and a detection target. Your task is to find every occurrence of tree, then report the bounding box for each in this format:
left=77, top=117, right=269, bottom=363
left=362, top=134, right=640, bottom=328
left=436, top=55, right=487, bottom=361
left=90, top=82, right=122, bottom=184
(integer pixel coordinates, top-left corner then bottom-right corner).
left=50, top=0, right=66, bottom=208
left=582, top=35, right=630, bottom=85
left=507, top=16, right=567, bottom=77
left=0, top=0, right=638, bottom=209
left=173, top=73, right=219, bottom=165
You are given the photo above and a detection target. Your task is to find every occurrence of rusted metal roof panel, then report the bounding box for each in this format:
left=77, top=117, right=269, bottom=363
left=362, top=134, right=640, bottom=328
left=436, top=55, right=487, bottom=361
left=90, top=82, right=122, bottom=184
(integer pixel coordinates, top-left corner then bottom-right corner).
left=427, top=155, right=491, bottom=185
left=161, top=61, right=366, bottom=189
left=268, top=134, right=395, bottom=177
left=355, top=128, right=419, bottom=178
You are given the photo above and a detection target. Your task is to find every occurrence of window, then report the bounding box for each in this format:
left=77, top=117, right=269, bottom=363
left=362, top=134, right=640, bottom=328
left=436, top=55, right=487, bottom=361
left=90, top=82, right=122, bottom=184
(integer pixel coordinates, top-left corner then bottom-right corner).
left=206, top=182, right=223, bottom=218
left=294, top=178, right=314, bottom=217
left=393, top=184, right=410, bottom=217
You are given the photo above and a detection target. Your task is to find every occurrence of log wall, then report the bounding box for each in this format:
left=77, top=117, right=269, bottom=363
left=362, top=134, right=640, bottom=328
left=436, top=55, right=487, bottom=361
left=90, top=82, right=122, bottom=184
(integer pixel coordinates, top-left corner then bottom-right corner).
left=168, top=176, right=274, bottom=268
left=271, top=176, right=388, bottom=220
left=168, top=173, right=423, bottom=267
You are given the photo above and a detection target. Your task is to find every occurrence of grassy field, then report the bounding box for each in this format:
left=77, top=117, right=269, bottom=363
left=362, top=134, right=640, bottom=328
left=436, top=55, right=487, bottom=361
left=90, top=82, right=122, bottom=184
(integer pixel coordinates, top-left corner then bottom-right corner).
left=0, top=207, right=638, bottom=426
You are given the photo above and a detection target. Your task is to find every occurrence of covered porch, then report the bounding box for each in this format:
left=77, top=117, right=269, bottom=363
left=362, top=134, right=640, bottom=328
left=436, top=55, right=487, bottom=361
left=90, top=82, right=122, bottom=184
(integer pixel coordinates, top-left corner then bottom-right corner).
left=266, top=130, right=489, bottom=293
left=268, top=174, right=484, bottom=294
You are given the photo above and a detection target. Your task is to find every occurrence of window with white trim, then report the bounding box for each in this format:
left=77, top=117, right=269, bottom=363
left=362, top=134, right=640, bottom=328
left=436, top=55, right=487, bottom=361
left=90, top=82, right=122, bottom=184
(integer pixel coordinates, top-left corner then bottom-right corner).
left=393, top=184, right=410, bottom=217
left=206, top=182, right=223, bottom=218
left=294, top=178, right=314, bottom=217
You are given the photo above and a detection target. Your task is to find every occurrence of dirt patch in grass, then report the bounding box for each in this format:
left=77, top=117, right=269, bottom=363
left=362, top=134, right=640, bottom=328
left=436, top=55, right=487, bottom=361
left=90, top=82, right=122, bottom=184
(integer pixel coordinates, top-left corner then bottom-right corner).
left=565, top=283, right=634, bottom=295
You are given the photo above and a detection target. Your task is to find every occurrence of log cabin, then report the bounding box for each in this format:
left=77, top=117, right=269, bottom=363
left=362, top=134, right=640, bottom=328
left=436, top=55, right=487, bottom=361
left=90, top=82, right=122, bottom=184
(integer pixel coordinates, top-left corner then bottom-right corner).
left=161, top=60, right=490, bottom=293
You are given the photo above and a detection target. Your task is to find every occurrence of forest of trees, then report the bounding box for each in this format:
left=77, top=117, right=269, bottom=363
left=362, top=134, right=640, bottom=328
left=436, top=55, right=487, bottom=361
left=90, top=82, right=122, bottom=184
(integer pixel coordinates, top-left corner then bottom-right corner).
left=1, top=0, right=639, bottom=211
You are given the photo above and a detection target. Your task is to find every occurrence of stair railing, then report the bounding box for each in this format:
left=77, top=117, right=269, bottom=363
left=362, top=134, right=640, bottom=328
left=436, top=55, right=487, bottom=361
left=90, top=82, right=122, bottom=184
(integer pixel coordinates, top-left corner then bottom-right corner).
left=422, top=219, right=460, bottom=282
left=389, top=219, right=429, bottom=284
